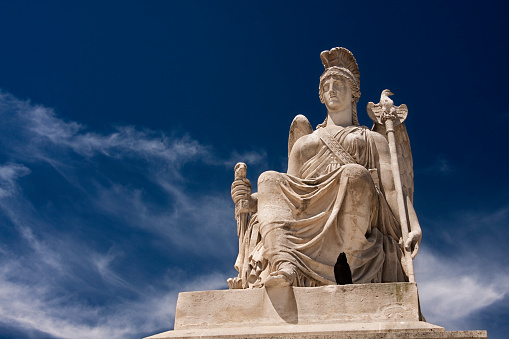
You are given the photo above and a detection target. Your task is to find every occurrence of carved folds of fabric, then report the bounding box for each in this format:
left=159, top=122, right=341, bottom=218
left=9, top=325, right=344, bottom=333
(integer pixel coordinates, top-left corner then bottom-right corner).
left=233, top=127, right=407, bottom=287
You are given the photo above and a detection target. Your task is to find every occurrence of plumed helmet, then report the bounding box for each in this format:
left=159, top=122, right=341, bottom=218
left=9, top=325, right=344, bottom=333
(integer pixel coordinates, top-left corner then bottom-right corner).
left=318, top=47, right=361, bottom=126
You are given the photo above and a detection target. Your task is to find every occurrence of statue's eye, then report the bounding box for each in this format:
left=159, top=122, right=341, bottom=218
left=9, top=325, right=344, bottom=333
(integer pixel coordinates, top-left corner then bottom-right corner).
left=334, top=82, right=344, bottom=89
left=323, top=84, right=330, bottom=91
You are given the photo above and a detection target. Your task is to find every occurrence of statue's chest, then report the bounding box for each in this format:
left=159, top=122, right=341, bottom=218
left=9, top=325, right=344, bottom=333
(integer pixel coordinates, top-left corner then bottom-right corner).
left=318, top=132, right=370, bottom=176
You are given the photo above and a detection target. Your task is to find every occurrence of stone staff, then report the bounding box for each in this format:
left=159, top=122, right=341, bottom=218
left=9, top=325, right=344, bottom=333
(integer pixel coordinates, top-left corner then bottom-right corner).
left=367, top=89, right=415, bottom=283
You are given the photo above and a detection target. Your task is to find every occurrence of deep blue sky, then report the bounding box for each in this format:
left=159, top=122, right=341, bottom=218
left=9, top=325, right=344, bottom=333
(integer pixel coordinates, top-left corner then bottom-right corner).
left=0, top=1, right=508, bottom=338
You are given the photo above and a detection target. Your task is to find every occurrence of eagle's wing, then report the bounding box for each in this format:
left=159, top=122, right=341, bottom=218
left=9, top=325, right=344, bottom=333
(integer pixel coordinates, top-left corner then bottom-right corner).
left=372, top=121, right=414, bottom=203
left=366, top=102, right=384, bottom=124
left=394, top=104, right=408, bottom=122
left=288, top=114, right=313, bottom=158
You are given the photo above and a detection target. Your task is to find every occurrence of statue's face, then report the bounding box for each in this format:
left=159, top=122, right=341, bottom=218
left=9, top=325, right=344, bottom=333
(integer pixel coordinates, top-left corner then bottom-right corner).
left=321, top=76, right=351, bottom=111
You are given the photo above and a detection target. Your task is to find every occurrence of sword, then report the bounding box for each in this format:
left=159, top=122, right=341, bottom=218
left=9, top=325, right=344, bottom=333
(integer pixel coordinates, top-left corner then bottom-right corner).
left=233, top=162, right=250, bottom=288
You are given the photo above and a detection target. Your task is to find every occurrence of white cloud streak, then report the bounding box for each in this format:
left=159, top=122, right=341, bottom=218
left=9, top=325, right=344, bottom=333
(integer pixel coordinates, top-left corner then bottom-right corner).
left=0, top=91, right=241, bottom=338
left=416, top=247, right=509, bottom=330
left=0, top=91, right=211, bottom=171
left=0, top=90, right=247, bottom=251
left=2, top=90, right=507, bottom=338
left=0, top=163, right=31, bottom=198
left=420, top=154, right=453, bottom=175
left=1, top=91, right=268, bottom=171
left=224, top=149, right=268, bottom=168
left=0, top=260, right=228, bottom=339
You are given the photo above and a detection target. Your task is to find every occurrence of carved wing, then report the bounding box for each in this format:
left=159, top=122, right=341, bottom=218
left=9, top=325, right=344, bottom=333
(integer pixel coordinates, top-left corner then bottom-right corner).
left=288, top=114, right=313, bottom=158
left=366, top=102, right=384, bottom=124
left=395, top=104, right=408, bottom=115
left=372, top=122, right=414, bottom=203
left=394, top=104, right=408, bottom=122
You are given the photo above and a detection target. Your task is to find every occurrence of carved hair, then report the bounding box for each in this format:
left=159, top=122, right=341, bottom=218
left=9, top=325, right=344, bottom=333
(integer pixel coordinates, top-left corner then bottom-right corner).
left=317, top=48, right=361, bottom=128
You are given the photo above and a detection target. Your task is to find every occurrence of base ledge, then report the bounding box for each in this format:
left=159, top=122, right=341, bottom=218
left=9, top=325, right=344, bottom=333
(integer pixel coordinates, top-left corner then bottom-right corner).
left=146, top=321, right=487, bottom=339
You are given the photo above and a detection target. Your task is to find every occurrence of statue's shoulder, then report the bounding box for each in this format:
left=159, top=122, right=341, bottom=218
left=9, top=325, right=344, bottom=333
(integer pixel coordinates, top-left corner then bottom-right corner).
left=292, top=131, right=322, bottom=153
left=288, top=114, right=317, bottom=157
left=287, top=127, right=322, bottom=176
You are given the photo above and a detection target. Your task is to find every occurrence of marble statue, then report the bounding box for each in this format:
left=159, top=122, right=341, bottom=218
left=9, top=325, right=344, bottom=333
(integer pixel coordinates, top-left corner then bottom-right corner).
left=228, top=47, right=422, bottom=289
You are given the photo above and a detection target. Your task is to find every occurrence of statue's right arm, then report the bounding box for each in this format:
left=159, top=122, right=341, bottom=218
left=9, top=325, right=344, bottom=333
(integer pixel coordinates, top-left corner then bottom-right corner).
left=231, top=177, right=258, bottom=213
left=287, top=139, right=304, bottom=176
left=287, top=134, right=320, bottom=177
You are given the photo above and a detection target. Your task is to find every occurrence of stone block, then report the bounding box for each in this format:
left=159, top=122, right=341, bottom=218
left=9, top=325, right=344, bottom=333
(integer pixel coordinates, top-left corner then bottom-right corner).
left=144, top=283, right=486, bottom=338
left=174, top=282, right=420, bottom=329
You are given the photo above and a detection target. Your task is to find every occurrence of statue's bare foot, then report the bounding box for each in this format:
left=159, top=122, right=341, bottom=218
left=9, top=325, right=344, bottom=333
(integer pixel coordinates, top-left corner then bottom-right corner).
left=252, top=279, right=264, bottom=288
left=263, top=263, right=297, bottom=288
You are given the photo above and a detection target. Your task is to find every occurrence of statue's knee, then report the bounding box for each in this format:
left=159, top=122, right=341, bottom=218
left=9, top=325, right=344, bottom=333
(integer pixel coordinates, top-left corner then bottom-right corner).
left=258, top=170, right=283, bottom=191
left=341, top=164, right=371, bottom=184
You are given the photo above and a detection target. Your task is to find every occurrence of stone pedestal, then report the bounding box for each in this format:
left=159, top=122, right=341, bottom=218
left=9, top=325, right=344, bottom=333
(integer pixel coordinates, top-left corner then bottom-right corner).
left=145, top=283, right=487, bottom=339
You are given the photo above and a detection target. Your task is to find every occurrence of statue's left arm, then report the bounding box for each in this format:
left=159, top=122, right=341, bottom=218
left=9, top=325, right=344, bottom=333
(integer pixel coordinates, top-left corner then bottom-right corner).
left=372, top=125, right=422, bottom=258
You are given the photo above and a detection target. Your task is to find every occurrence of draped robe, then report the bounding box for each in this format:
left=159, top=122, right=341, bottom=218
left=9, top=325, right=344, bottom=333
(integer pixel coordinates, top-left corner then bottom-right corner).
left=236, top=126, right=407, bottom=287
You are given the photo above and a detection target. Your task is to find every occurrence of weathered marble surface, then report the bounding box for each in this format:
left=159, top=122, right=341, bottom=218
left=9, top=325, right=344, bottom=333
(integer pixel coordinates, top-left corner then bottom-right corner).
left=144, top=48, right=488, bottom=339
left=145, top=283, right=487, bottom=339
left=146, top=326, right=487, bottom=339
left=229, top=47, right=422, bottom=289
left=175, top=283, right=420, bottom=329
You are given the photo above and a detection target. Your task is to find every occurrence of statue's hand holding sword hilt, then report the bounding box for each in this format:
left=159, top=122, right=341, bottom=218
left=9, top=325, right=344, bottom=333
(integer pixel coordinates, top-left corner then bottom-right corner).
left=232, top=162, right=250, bottom=234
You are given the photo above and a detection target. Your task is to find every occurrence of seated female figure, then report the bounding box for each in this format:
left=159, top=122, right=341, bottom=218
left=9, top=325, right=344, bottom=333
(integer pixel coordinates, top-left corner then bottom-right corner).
left=229, top=48, right=421, bottom=289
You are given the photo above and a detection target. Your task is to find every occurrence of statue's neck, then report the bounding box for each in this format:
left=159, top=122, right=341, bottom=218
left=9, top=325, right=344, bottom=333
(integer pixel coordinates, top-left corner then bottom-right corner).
left=326, top=108, right=353, bottom=127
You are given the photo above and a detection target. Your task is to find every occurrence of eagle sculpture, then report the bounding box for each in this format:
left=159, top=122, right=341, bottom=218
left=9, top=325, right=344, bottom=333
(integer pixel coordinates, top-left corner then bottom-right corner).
left=367, top=89, right=408, bottom=125
left=367, top=90, right=415, bottom=207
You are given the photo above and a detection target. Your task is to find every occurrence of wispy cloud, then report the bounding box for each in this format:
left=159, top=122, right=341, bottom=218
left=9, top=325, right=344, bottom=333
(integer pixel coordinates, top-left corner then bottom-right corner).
left=0, top=91, right=268, bottom=172
left=90, top=181, right=237, bottom=256
left=416, top=247, right=509, bottom=330
left=1, top=90, right=506, bottom=338
left=0, top=90, right=243, bottom=249
left=415, top=204, right=509, bottom=331
left=420, top=154, right=453, bottom=175
left=0, top=163, right=31, bottom=198
left=223, top=149, right=268, bottom=168
left=0, top=90, right=239, bottom=338
left=1, top=92, right=208, bottom=167
left=0, top=259, right=227, bottom=339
